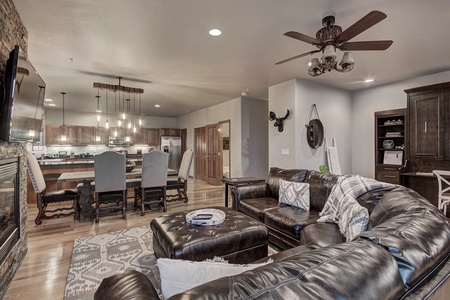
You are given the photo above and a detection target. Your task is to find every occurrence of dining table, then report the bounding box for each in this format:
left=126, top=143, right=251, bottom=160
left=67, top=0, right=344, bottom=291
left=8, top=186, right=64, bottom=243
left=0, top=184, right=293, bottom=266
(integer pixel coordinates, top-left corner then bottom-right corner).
left=58, top=168, right=177, bottom=221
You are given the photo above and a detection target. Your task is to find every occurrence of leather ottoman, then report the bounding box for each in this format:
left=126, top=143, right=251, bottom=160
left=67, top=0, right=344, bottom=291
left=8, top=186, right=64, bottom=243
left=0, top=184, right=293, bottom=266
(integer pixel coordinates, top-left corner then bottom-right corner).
left=150, top=206, right=269, bottom=264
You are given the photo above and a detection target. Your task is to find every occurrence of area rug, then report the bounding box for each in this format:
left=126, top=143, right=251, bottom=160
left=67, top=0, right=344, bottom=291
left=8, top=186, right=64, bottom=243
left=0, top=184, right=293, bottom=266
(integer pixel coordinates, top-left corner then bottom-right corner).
left=64, top=226, right=161, bottom=300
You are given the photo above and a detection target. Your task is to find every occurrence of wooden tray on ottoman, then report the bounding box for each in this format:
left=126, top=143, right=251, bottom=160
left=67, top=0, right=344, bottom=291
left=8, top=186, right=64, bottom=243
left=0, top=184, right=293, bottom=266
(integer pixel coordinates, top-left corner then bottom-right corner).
left=150, top=206, right=269, bottom=264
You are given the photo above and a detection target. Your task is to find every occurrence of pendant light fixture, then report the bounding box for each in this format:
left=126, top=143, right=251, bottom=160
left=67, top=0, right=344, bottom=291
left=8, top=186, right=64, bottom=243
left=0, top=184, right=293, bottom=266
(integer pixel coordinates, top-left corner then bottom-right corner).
left=133, top=94, right=137, bottom=133
left=95, top=95, right=101, bottom=141
left=105, top=89, right=109, bottom=129
left=138, top=94, right=143, bottom=127
left=60, top=92, right=67, bottom=141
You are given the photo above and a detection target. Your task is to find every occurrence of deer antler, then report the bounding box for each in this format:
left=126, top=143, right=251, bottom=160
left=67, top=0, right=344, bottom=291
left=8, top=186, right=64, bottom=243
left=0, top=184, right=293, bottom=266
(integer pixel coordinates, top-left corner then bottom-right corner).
left=279, top=109, right=290, bottom=121
left=268, top=111, right=276, bottom=121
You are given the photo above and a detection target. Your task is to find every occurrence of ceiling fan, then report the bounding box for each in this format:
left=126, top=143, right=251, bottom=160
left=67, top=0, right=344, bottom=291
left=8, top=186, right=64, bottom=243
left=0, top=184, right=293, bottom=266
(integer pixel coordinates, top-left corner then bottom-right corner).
left=276, top=10, right=393, bottom=76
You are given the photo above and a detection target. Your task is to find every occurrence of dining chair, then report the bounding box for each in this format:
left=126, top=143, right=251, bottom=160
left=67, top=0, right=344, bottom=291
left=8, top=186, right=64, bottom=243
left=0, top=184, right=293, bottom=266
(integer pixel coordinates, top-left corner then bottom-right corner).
left=134, top=150, right=169, bottom=215
left=432, top=170, right=450, bottom=215
left=26, top=151, right=79, bottom=225
left=166, top=149, right=194, bottom=203
left=94, top=151, right=127, bottom=223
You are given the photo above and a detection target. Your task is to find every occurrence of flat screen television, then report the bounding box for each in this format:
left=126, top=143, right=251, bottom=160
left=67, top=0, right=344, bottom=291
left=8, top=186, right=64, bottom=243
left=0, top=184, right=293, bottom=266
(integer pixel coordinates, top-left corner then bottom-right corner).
left=0, top=45, right=46, bottom=143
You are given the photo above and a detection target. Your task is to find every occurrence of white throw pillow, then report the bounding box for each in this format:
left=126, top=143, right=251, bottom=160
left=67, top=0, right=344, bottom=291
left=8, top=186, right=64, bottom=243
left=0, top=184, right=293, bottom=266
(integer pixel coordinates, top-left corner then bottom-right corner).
left=337, top=195, right=369, bottom=242
left=279, top=180, right=310, bottom=210
left=157, top=258, right=270, bottom=299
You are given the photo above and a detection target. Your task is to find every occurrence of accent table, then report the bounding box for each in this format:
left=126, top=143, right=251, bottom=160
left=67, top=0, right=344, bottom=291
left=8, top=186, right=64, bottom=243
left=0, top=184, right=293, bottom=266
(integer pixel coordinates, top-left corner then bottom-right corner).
left=221, top=177, right=265, bottom=207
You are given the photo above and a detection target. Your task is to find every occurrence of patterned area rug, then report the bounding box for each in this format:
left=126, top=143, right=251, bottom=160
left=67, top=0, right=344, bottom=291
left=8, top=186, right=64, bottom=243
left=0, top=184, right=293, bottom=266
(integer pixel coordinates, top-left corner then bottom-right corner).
left=64, top=226, right=161, bottom=300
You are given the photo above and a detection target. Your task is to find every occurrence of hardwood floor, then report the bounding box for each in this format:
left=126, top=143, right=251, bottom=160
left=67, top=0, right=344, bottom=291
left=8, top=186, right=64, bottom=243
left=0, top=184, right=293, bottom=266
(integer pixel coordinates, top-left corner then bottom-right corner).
left=4, top=178, right=225, bottom=300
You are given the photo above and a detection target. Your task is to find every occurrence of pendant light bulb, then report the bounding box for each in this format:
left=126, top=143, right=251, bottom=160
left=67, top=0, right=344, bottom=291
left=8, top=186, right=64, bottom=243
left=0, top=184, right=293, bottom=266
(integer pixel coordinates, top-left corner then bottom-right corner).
left=105, top=120, right=109, bottom=129
left=133, top=125, right=136, bottom=133
left=118, top=119, right=122, bottom=127
left=128, top=121, right=132, bottom=129
left=122, top=112, right=126, bottom=120
left=97, top=114, right=101, bottom=122
left=114, top=128, right=118, bottom=137
left=139, top=117, right=142, bottom=126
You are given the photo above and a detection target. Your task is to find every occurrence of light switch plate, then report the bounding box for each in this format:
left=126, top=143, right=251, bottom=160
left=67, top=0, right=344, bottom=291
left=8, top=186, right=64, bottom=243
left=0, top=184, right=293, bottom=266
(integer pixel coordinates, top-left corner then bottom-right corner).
left=281, top=149, right=289, bottom=155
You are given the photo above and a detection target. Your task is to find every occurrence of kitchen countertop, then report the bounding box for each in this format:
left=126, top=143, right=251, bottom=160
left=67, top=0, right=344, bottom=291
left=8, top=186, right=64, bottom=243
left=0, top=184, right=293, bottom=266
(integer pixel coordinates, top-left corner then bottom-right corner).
left=38, top=157, right=143, bottom=165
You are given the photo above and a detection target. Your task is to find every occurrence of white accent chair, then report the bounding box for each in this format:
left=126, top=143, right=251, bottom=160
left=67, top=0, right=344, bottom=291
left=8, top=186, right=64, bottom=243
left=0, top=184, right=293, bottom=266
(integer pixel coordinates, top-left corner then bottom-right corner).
left=134, top=150, right=169, bottom=215
left=26, top=151, right=79, bottom=225
left=432, top=170, right=450, bottom=215
left=166, top=149, right=194, bottom=203
left=94, top=151, right=127, bottom=223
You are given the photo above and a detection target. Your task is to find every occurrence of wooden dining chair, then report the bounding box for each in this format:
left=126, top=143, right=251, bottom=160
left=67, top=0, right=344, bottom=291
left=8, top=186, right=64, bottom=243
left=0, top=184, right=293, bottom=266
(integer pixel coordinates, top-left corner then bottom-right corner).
left=94, top=151, right=127, bottom=223
left=134, top=150, right=169, bottom=215
left=166, top=149, right=194, bottom=203
left=26, top=151, right=79, bottom=225
left=432, top=170, right=450, bottom=215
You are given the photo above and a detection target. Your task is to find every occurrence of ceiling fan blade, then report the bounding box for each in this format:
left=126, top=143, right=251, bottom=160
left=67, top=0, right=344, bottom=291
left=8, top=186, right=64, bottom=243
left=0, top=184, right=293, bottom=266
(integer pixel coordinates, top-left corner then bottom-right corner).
left=284, top=31, right=321, bottom=46
left=339, top=40, right=393, bottom=51
left=275, top=50, right=321, bottom=65
left=337, top=11, right=387, bottom=43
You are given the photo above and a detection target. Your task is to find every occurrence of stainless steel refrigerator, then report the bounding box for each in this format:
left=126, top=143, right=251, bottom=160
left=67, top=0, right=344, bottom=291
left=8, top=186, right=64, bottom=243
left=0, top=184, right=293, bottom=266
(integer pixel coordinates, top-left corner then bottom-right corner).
left=161, top=136, right=181, bottom=170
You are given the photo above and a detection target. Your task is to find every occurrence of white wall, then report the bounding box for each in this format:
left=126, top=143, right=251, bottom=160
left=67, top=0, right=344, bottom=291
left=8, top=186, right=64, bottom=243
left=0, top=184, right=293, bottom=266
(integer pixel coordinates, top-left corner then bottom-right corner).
left=177, top=96, right=268, bottom=178
left=241, top=97, right=268, bottom=178
left=352, top=70, right=450, bottom=178
left=269, top=79, right=353, bottom=174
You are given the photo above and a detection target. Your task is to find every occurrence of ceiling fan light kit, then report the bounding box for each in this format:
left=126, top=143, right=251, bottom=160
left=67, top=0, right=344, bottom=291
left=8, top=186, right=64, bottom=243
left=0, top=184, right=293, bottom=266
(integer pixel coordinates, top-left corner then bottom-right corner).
left=277, top=11, right=392, bottom=77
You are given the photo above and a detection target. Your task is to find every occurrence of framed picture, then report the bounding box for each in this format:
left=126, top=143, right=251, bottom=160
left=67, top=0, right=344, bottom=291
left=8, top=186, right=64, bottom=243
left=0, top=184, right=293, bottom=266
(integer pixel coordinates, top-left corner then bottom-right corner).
left=383, top=151, right=403, bottom=165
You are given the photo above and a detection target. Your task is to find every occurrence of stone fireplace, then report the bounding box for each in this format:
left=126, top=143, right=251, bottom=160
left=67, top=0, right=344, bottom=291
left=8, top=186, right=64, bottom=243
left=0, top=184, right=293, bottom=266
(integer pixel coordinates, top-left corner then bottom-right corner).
left=0, top=142, right=28, bottom=298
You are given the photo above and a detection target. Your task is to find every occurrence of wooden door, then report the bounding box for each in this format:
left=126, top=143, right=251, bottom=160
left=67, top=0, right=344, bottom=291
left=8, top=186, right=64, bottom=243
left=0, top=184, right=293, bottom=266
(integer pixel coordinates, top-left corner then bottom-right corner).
left=194, top=127, right=207, bottom=181
left=409, top=92, right=445, bottom=159
left=206, top=123, right=221, bottom=185
left=180, top=128, right=187, bottom=154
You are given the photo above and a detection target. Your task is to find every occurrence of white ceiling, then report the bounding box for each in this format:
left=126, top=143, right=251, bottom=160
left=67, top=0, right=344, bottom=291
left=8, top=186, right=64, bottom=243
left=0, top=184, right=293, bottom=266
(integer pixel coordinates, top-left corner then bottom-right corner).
left=12, top=0, right=450, bottom=118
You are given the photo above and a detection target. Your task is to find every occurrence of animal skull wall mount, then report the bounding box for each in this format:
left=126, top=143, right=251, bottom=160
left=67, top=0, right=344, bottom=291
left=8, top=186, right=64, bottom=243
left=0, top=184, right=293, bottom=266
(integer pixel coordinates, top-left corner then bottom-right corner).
left=269, top=109, right=290, bottom=132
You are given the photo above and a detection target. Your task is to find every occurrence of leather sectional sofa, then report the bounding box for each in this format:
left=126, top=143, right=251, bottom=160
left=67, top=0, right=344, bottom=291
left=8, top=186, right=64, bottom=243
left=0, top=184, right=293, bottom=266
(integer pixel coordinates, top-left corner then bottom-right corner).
left=96, top=167, right=450, bottom=299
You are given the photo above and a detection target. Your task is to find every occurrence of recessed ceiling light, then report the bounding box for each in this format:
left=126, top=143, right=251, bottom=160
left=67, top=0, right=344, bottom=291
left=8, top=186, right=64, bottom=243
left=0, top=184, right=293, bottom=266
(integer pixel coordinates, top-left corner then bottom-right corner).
left=45, top=98, right=53, bottom=102
left=48, top=103, right=56, bottom=107
left=364, top=79, right=374, bottom=83
left=209, top=29, right=222, bottom=36
left=155, top=104, right=160, bottom=108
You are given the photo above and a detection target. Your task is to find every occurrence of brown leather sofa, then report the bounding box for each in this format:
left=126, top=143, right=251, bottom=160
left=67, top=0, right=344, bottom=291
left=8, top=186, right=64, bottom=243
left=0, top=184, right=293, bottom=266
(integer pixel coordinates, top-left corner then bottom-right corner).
left=95, top=167, right=450, bottom=299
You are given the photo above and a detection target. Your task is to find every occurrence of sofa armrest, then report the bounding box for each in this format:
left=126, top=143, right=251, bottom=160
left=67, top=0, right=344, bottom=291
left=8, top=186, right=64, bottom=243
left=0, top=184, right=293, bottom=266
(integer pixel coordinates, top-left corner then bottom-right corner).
left=230, top=183, right=269, bottom=211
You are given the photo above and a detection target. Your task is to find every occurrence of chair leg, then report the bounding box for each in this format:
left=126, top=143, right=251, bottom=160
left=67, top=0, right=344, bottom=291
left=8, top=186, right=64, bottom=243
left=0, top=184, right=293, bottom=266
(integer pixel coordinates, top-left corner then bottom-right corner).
left=73, top=198, right=80, bottom=220
left=141, top=188, right=145, bottom=216
left=35, top=194, right=44, bottom=225
left=162, top=187, right=167, bottom=212
left=122, top=190, right=127, bottom=219
left=95, top=193, right=100, bottom=223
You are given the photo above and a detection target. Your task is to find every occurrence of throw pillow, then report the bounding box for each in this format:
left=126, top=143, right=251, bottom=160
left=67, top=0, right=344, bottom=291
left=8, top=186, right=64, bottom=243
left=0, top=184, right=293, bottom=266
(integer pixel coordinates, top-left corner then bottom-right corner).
left=279, top=179, right=310, bottom=210
left=157, top=258, right=270, bottom=299
left=337, top=195, right=369, bottom=242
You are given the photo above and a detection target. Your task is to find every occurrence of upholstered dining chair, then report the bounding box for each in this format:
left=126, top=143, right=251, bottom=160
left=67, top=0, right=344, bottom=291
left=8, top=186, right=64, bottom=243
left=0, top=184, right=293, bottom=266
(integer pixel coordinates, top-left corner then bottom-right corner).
left=134, top=150, right=169, bottom=215
left=26, top=151, right=79, bottom=225
left=432, top=170, right=450, bottom=215
left=94, top=151, right=127, bottom=223
left=166, top=148, right=194, bottom=203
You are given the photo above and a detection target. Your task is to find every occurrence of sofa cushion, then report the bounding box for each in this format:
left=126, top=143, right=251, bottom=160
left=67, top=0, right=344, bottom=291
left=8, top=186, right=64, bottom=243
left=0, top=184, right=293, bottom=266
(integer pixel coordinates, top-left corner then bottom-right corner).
left=300, top=223, right=345, bottom=249
left=264, top=207, right=320, bottom=239
left=168, top=240, right=406, bottom=300
left=337, top=195, right=369, bottom=242
left=279, top=180, right=310, bottom=210
left=239, top=197, right=281, bottom=222
left=267, top=167, right=308, bottom=198
left=359, top=188, right=450, bottom=290
left=304, top=170, right=340, bottom=211
left=158, top=258, right=271, bottom=299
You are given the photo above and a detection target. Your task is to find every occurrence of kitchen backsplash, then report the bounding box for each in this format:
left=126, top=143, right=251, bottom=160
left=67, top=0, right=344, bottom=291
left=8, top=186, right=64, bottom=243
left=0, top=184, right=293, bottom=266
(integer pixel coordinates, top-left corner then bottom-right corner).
left=28, top=144, right=158, bottom=157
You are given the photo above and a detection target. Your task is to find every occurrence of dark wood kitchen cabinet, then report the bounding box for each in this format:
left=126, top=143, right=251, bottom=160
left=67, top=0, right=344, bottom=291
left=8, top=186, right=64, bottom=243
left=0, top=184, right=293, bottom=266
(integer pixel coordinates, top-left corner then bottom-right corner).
left=160, top=128, right=180, bottom=136
left=405, top=83, right=450, bottom=161
left=45, top=125, right=76, bottom=145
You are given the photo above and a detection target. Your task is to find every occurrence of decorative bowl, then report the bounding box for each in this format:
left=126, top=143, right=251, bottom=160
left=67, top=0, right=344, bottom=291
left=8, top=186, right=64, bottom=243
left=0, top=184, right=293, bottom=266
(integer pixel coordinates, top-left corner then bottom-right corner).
left=126, top=160, right=136, bottom=173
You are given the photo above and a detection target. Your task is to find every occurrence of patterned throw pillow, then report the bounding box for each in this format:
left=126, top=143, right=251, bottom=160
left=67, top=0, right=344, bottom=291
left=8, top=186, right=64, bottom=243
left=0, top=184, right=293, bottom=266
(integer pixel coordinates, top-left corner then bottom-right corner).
left=337, top=195, right=369, bottom=242
left=279, top=180, right=310, bottom=210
